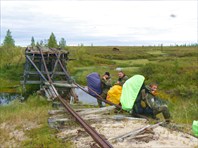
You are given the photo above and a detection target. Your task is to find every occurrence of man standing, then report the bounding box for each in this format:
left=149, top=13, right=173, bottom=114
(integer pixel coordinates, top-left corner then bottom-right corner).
left=98, top=72, right=112, bottom=107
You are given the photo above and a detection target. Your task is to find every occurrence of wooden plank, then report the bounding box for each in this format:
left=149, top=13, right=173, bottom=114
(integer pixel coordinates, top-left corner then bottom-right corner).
left=21, top=80, right=75, bottom=85
left=128, top=133, right=154, bottom=140
left=49, top=86, right=57, bottom=100
left=25, top=71, right=66, bottom=75
left=45, top=82, right=77, bottom=88
left=43, top=87, right=51, bottom=99
left=70, top=88, right=79, bottom=102
left=46, top=88, right=55, bottom=100
left=123, top=117, right=147, bottom=122
left=77, top=106, right=116, bottom=116
left=109, top=122, right=163, bottom=142
left=48, top=109, right=65, bottom=115
left=111, top=116, right=147, bottom=122
left=51, top=53, right=61, bottom=79
left=20, top=80, right=41, bottom=84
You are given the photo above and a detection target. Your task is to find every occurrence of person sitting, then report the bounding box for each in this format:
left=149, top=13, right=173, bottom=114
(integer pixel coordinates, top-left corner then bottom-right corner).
left=97, top=72, right=112, bottom=107
left=133, top=83, right=171, bottom=122
left=115, top=71, right=128, bottom=86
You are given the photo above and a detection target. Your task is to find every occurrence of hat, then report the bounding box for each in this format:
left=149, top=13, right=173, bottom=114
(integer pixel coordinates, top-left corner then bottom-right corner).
left=104, top=72, right=110, bottom=76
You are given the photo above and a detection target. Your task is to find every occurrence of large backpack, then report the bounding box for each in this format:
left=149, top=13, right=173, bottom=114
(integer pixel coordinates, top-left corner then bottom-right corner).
left=86, top=72, right=102, bottom=97
left=120, top=75, right=145, bottom=111
left=106, top=85, right=122, bottom=105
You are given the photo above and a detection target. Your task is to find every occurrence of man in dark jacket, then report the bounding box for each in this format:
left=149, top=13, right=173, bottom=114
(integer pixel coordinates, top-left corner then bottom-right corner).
left=98, top=72, right=112, bottom=107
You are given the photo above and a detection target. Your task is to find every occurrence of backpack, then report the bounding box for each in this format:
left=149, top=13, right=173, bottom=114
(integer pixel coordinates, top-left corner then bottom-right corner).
left=120, top=75, right=145, bottom=111
left=86, top=72, right=102, bottom=97
left=106, top=85, right=122, bottom=105
left=133, top=86, right=154, bottom=115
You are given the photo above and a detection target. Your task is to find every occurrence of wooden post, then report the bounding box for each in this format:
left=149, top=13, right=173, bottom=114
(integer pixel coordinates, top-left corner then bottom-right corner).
left=51, top=53, right=60, bottom=80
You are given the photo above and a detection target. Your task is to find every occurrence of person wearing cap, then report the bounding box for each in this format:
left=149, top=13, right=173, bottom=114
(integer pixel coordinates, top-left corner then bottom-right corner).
left=116, top=71, right=128, bottom=86
left=98, top=72, right=112, bottom=107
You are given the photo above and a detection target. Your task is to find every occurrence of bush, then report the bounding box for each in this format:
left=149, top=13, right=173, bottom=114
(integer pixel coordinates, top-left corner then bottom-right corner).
left=139, top=61, right=197, bottom=99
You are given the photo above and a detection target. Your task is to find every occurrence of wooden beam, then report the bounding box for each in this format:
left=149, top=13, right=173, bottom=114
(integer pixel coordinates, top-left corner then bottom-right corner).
left=51, top=53, right=61, bottom=79
left=44, top=82, right=77, bottom=88
left=77, top=106, right=116, bottom=116
left=108, top=122, right=163, bottom=142
left=20, top=80, right=41, bottom=84
left=25, top=71, right=66, bottom=75
left=48, top=109, right=65, bottom=115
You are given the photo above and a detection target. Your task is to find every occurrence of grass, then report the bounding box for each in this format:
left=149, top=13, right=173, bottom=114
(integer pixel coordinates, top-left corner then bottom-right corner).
left=67, top=46, right=198, bottom=125
left=112, top=59, right=149, bottom=67
left=0, top=95, right=49, bottom=123
left=0, top=46, right=25, bottom=69
left=0, top=47, right=24, bottom=93
left=171, top=98, right=198, bottom=124
left=0, top=45, right=197, bottom=146
left=0, top=94, right=74, bottom=147
left=22, top=123, right=73, bottom=148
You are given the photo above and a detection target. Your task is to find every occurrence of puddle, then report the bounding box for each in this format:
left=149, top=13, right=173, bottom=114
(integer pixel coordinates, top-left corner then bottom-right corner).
left=0, top=88, right=104, bottom=106
left=0, top=93, right=21, bottom=105
left=74, top=87, right=105, bottom=106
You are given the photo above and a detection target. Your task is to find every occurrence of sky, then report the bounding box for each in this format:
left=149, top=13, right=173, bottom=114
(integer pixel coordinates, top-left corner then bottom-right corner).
left=0, top=0, right=197, bottom=46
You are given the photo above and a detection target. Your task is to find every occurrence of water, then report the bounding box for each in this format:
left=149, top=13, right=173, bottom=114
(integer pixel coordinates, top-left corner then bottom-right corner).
left=74, top=87, right=105, bottom=106
left=0, top=93, right=21, bottom=105
left=0, top=88, right=104, bottom=106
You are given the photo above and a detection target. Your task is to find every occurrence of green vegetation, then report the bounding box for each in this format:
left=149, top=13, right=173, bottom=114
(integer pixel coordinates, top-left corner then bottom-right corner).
left=22, top=124, right=73, bottom=148
left=67, top=46, right=198, bottom=124
left=31, top=36, right=35, bottom=47
left=0, top=95, right=73, bottom=147
left=29, top=32, right=67, bottom=49
left=2, top=29, right=15, bottom=48
left=59, top=37, right=67, bottom=49
left=48, top=32, right=58, bottom=48
left=0, top=43, right=197, bottom=146
left=0, top=46, right=24, bottom=92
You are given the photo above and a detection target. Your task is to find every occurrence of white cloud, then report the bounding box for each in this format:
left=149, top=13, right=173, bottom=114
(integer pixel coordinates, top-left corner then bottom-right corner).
left=1, top=1, right=197, bottom=46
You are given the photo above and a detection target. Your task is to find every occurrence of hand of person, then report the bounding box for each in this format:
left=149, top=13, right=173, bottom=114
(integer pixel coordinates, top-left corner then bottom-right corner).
left=116, top=81, right=120, bottom=84
left=103, top=76, right=106, bottom=80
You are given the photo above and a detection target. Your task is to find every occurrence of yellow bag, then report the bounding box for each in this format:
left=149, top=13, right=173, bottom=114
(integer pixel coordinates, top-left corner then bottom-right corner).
left=140, top=100, right=147, bottom=108
left=106, top=85, right=122, bottom=105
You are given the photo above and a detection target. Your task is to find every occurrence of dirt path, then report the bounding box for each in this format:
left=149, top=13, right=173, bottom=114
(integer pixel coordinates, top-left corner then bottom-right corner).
left=1, top=106, right=197, bottom=148
left=55, top=108, right=198, bottom=148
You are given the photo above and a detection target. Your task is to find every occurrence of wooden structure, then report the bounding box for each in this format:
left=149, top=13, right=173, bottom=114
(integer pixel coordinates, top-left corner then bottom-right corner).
left=22, top=46, right=77, bottom=101
left=21, top=47, right=114, bottom=148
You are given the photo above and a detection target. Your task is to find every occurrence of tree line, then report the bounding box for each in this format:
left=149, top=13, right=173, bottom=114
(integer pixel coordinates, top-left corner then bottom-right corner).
left=1, top=29, right=198, bottom=48
left=1, top=29, right=67, bottom=48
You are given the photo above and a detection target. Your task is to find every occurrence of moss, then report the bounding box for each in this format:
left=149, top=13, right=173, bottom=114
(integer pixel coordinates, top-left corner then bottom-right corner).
left=22, top=124, right=74, bottom=148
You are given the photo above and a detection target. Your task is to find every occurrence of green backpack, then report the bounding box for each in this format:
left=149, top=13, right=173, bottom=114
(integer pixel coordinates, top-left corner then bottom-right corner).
left=192, top=120, right=198, bottom=137
left=120, top=75, right=145, bottom=111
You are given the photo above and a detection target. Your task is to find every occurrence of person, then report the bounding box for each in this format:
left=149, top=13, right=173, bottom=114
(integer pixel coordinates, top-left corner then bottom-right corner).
left=133, top=83, right=171, bottom=122
left=116, top=71, right=128, bottom=86
left=97, top=72, right=112, bottom=107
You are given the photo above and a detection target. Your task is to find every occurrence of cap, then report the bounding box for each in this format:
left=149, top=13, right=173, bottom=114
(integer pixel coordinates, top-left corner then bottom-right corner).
left=105, top=72, right=110, bottom=76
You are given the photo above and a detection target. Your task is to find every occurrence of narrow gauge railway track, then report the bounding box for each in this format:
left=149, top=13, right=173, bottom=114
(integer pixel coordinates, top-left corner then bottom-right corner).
left=26, top=47, right=113, bottom=148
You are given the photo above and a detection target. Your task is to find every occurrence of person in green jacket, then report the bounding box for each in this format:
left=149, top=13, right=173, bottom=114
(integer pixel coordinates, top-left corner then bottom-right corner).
left=116, top=71, right=128, bottom=86
left=134, top=83, right=171, bottom=122
left=97, top=72, right=112, bottom=107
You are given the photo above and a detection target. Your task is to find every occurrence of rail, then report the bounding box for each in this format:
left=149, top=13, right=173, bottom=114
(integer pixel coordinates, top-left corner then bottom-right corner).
left=49, top=48, right=122, bottom=110
left=26, top=46, right=113, bottom=148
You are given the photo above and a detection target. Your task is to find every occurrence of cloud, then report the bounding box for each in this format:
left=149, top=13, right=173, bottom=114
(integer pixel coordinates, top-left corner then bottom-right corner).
left=0, top=1, right=197, bottom=46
